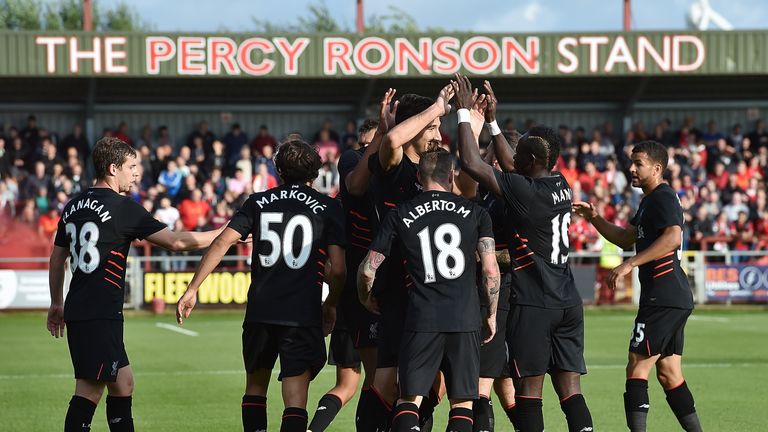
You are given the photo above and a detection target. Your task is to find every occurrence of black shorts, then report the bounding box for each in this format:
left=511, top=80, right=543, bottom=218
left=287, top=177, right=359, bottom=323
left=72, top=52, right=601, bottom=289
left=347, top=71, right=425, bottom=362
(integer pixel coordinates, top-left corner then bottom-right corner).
left=66, top=320, right=129, bottom=382
left=399, top=331, right=480, bottom=400
left=629, top=306, right=692, bottom=357
left=242, top=323, right=326, bottom=381
left=328, top=327, right=361, bottom=369
left=479, top=307, right=509, bottom=379
left=507, top=304, right=586, bottom=378
left=376, top=308, right=405, bottom=369
left=338, top=293, right=379, bottom=350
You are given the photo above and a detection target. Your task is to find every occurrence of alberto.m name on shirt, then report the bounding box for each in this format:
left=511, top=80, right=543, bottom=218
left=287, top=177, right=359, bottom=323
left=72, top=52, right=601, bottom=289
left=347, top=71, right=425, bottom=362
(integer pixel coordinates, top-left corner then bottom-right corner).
left=402, top=199, right=471, bottom=228
left=62, top=197, right=113, bottom=223
left=255, top=187, right=328, bottom=214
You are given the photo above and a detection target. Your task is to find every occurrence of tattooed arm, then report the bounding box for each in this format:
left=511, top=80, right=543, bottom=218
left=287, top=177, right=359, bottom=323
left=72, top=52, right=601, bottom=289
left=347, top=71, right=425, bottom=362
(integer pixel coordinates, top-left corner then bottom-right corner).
left=357, top=250, right=386, bottom=314
left=478, top=236, right=500, bottom=343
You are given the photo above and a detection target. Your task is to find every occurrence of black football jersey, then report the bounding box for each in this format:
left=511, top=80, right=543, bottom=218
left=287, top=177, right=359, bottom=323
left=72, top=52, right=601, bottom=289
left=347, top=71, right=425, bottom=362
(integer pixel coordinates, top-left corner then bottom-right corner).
left=370, top=191, right=493, bottom=332
left=336, top=148, right=376, bottom=323
left=630, top=183, right=693, bottom=309
left=493, top=171, right=582, bottom=309
left=367, top=152, right=422, bottom=308
left=54, top=188, right=166, bottom=321
left=228, top=183, right=346, bottom=327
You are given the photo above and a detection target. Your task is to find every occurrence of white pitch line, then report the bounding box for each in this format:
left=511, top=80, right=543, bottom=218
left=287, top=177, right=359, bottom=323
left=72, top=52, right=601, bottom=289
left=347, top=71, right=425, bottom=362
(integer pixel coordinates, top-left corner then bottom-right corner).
left=155, top=322, right=199, bottom=336
left=0, top=362, right=765, bottom=380
left=689, top=316, right=730, bottom=323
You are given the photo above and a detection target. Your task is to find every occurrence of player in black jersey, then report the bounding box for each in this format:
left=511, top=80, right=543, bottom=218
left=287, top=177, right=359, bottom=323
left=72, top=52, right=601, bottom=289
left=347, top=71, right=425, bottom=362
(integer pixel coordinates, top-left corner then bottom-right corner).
left=453, top=74, right=593, bottom=432
left=573, top=141, right=702, bottom=432
left=358, top=149, right=500, bottom=432
left=176, top=140, right=346, bottom=432
left=47, top=137, right=226, bottom=432
left=308, top=90, right=396, bottom=432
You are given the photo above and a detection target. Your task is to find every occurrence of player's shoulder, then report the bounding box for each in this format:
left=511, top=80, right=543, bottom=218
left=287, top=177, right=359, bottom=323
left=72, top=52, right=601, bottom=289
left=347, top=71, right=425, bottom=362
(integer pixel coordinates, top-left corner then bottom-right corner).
left=650, top=183, right=681, bottom=206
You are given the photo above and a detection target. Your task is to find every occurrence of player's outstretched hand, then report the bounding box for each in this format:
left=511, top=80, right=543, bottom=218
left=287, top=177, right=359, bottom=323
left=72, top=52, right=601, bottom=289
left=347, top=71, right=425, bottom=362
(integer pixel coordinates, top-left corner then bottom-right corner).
left=482, top=314, right=497, bottom=345
left=363, top=293, right=381, bottom=315
left=572, top=201, right=597, bottom=221
left=436, top=82, right=455, bottom=116
left=379, top=88, right=399, bottom=133
left=451, top=73, right=476, bottom=111
left=47, top=303, right=65, bottom=338
left=607, top=261, right=633, bottom=291
left=483, top=80, right=498, bottom=123
left=322, top=303, right=336, bottom=336
left=238, top=233, right=253, bottom=244
left=176, top=289, right=197, bottom=325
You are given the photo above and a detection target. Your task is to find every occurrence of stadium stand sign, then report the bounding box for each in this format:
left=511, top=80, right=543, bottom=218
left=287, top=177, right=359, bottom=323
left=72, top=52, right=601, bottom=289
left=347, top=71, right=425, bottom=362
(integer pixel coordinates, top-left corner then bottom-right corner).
left=1, top=30, right=766, bottom=77
left=705, top=265, right=768, bottom=303
left=144, top=271, right=251, bottom=305
left=0, top=270, right=69, bottom=309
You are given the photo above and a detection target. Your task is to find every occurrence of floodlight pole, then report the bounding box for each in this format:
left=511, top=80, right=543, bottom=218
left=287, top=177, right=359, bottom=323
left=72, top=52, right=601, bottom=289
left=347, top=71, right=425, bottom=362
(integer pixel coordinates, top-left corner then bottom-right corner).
left=356, top=0, right=365, bottom=34
left=83, top=0, right=93, bottom=31
left=623, top=0, right=631, bottom=31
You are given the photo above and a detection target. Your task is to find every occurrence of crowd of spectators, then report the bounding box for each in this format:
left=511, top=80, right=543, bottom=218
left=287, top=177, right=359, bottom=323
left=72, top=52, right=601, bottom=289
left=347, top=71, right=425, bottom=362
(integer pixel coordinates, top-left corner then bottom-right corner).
left=1, top=113, right=766, bottom=259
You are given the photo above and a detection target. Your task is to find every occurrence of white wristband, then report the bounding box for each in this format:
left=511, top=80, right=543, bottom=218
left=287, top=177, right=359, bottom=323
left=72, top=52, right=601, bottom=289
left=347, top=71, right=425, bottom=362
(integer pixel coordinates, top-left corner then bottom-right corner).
left=487, top=119, right=502, bottom=136
left=457, top=108, right=471, bottom=124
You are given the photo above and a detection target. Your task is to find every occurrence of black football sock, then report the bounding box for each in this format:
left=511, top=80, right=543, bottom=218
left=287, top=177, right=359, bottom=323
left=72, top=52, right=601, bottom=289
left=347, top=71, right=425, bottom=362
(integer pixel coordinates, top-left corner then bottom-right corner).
left=280, top=407, right=308, bottom=432
left=514, top=396, right=544, bottom=432
left=355, top=387, right=374, bottom=431
left=447, top=407, right=474, bottom=432
left=560, top=394, right=593, bottom=432
left=473, top=396, right=494, bottom=432
left=503, top=402, right=521, bottom=432
left=106, top=395, right=134, bottom=432
left=242, top=395, right=267, bottom=432
left=419, top=387, right=439, bottom=432
left=308, top=393, right=343, bottom=432
left=624, top=379, right=649, bottom=432
left=65, top=395, right=97, bottom=432
left=391, top=402, right=420, bottom=432
left=665, top=382, right=702, bottom=432
left=366, top=386, right=392, bottom=432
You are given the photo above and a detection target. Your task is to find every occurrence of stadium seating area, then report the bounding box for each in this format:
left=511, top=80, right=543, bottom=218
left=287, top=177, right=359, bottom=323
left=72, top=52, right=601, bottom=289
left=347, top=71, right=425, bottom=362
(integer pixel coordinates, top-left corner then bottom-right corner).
left=1, top=114, right=766, bottom=255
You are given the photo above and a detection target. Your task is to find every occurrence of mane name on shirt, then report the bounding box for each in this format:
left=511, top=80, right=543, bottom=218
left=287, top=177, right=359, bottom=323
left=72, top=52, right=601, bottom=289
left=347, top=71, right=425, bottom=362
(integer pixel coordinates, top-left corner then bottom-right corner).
left=551, top=187, right=573, bottom=205
left=62, top=197, right=112, bottom=223
left=255, top=188, right=327, bottom=214
left=403, top=199, right=470, bottom=228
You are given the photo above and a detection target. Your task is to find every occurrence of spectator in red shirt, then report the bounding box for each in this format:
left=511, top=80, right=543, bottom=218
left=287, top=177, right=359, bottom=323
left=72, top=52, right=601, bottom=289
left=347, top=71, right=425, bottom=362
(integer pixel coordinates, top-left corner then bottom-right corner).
left=560, top=156, right=579, bottom=188
left=114, top=122, right=132, bottom=145
left=577, top=161, right=598, bottom=194
left=250, top=125, right=278, bottom=156
left=38, top=208, right=60, bottom=238
left=178, top=189, right=211, bottom=231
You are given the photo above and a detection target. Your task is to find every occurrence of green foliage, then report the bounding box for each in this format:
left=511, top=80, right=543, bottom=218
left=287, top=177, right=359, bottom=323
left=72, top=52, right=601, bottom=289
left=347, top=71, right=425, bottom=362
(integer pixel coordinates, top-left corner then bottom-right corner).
left=1, top=0, right=42, bottom=30
left=0, top=0, right=147, bottom=31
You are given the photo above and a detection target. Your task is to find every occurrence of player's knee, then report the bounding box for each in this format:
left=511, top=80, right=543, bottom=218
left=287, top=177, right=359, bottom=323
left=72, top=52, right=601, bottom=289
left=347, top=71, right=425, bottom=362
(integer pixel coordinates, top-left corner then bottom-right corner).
left=656, top=369, right=683, bottom=389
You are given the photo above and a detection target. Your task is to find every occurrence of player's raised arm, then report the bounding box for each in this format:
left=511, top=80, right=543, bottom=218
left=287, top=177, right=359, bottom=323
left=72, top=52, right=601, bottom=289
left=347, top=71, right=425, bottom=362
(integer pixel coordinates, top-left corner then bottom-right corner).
left=176, top=227, right=243, bottom=324
left=346, top=88, right=397, bottom=196
left=483, top=80, right=516, bottom=172
left=572, top=201, right=637, bottom=250
left=378, top=84, right=453, bottom=172
left=453, top=74, right=502, bottom=197
left=47, top=245, right=69, bottom=338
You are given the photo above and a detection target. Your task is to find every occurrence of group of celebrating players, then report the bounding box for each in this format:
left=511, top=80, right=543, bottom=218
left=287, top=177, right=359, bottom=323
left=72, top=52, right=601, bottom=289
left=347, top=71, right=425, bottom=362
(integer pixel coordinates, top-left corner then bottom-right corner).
left=48, top=73, right=703, bottom=432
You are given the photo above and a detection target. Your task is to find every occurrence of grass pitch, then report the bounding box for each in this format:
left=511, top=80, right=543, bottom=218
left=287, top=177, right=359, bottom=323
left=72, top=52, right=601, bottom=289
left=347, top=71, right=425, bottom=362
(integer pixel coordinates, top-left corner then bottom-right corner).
left=1, top=309, right=766, bottom=431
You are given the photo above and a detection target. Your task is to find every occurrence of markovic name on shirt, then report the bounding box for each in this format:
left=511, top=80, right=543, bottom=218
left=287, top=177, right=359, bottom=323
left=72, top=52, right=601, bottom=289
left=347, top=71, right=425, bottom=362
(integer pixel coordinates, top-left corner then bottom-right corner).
left=255, top=187, right=328, bottom=214
left=403, top=198, right=470, bottom=228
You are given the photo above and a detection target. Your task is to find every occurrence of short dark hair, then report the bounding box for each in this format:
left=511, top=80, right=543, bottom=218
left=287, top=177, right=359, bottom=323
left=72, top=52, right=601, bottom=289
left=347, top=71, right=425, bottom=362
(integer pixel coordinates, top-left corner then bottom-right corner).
left=395, top=94, right=434, bottom=125
left=418, top=148, right=453, bottom=187
left=92, top=137, right=137, bottom=180
left=527, top=125, right=560, bottom=170
left=358, top=118, right=379, bottom=135
left=632, top=140, right=668, bottom=171
left=274, top=139, right=322, bottom=184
